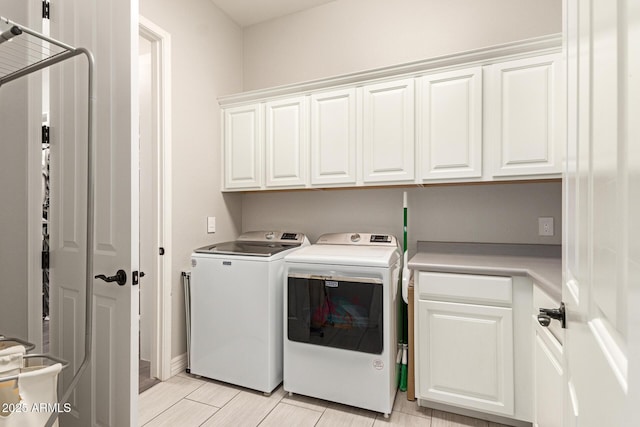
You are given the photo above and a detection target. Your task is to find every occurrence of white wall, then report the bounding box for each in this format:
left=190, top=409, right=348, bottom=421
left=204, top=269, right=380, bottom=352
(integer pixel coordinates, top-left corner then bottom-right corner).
left=240, top=1, right=563, bottom=251
left=139, top=0, right=243, bottom=360
left=243, top=182, right=563, bottom=254
left=0, top=0, right=41, bottom=341
left=0, top=54, right=29, bottom=339
left=242, top=0, right=562, bottom=90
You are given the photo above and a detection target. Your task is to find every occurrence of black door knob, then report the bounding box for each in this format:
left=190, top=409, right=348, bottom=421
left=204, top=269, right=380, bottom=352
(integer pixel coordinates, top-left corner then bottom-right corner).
left=95, top=269, right=127, bottom=286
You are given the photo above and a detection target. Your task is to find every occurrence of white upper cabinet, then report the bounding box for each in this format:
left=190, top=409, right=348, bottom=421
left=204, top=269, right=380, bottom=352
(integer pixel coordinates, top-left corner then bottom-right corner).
left=362, top=79, right=415, bottom=183
left=310, top=88, right=357, bottom=186
left=220, top=40, right=565, bottom=191
left=485, top=54, right=564, bottom=177
left=223, top=103, right=262, bottom=190
left=265, top=96, right=308, bottom=188
left=419, top=67, right=482, bottom=180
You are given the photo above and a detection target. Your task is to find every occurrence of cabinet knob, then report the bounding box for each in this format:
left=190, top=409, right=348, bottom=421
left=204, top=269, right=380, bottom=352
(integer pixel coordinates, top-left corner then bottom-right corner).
left=537, top=302, right=566, bottom=328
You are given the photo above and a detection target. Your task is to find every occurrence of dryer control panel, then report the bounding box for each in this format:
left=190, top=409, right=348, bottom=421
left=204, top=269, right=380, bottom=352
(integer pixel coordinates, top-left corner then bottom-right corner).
left=316, top=232, right=398, bottom=247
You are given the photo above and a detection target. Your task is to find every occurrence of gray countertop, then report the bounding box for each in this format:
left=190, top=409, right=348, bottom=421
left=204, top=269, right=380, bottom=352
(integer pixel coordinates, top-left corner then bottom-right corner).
left=408, top=242, right=562, bottom=301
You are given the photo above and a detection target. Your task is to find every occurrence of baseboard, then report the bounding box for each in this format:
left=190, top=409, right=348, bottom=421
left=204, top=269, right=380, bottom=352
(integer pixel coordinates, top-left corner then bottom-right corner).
left=170, top=353, right=188, bottom=377
left=417, top=399, right=532, bottom=427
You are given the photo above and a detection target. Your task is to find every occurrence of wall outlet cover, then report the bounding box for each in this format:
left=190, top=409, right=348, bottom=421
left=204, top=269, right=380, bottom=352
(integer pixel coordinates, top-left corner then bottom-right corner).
left=538, top=217, right=554, bottom=236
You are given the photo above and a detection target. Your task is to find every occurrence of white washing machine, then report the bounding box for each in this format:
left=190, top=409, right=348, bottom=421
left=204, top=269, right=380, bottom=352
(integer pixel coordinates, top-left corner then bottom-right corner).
left=189, top=231, right=309, bottom=394
left=283, top=232, right=401, bottom=416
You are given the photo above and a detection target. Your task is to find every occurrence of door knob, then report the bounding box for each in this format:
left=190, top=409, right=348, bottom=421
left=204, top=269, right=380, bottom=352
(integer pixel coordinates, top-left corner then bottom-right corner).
left=95, top=269, right=127, bottom=286
left=537, top=302, right=566, bottom=328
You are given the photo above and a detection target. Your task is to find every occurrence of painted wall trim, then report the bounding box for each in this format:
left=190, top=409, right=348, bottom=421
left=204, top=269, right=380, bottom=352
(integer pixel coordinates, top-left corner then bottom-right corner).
left=170, top=353, right=188, bottom=377
left=27, top=0, right=44, bottom=350
left=219, top=33, right=562, bottom=106
left=139, top=15, right=173, bottom=382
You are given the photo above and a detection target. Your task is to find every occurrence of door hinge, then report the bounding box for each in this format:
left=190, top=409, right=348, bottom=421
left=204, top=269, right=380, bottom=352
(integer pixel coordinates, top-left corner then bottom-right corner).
left=42, top=1, right=50, bottom=19
left=159, top=247, right=165, bottom=256
left=41, top=250, right=49, bottom=269
left=42, top=125, right=50, bottom=145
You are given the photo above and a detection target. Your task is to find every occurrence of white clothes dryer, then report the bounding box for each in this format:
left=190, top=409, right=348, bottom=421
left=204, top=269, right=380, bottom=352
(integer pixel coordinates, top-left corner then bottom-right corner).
left=283, top=232, right=401, bottom=417
left=189, top=231, right=309, bottom=394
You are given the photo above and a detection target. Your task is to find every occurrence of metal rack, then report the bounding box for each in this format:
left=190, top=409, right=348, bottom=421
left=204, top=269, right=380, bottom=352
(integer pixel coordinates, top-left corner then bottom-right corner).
left=0, top=336, right=70, bottom=379
left=1, top=15, right=95, bottom=427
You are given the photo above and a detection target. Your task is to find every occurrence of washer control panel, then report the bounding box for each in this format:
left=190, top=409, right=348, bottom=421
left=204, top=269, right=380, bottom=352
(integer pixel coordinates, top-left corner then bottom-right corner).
left=236, top=231, right=307, bottom=244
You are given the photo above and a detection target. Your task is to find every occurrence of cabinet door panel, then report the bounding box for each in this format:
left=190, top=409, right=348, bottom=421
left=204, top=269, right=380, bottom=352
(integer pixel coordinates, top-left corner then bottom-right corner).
left=363, top=79, right=415, bottom=183
left=265, top=97, right=308, bottom=187
left=418, top=300, right=514, bottom=416
left=420, top=67, right=482, bottom=179
left=533, top=322, right=563, bottom=427
left=487, top=54, right=564, bottom=177
left=223, top=104, right=262, bottom=189
left=310, top=88, right=357, bottom=185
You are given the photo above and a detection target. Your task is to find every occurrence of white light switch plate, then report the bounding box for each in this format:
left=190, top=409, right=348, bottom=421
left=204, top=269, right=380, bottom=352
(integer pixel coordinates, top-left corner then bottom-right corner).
left=538, top=217, right=554, bottom=236
left=207, top=216, right=216, bottom=233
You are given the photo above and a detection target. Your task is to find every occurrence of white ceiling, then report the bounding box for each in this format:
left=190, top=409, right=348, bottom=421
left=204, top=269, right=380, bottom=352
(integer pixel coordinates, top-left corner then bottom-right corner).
left=210, top=0, right=336, bottom=27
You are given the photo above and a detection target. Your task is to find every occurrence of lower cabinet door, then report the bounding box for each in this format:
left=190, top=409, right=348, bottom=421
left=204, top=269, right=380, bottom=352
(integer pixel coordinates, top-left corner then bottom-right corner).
left=533, top=321, right=563, bottom=427
left=417, top=300, right=514, bottom=416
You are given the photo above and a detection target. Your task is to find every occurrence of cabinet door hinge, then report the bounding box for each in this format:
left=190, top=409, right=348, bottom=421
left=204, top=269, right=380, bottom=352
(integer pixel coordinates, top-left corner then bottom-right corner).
left=42, top=1, right=50, bottom=19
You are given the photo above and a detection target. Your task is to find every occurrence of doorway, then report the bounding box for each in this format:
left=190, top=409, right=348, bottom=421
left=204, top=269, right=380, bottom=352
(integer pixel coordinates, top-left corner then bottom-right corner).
left=138, top=16, right=173, bottom=393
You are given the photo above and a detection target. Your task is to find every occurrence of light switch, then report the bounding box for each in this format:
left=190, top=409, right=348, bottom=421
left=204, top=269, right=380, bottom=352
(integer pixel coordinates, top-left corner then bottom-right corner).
left=538, top=217, right=554, bottom=236
left=207, top=216, right=216, bottom=233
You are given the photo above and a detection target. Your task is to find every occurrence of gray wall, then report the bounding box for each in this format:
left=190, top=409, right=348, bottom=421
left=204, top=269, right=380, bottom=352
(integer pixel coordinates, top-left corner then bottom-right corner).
left=242, top=0, right=562, bottom=90
left=0, top=65, right=29, bottom=339
left=0, top=0, right=39, bottom=340
left=243, top=182, right=563, bottom=254
left=240, top=0, right=563, bottom=250
left=139, top=0, right=243, bottom=360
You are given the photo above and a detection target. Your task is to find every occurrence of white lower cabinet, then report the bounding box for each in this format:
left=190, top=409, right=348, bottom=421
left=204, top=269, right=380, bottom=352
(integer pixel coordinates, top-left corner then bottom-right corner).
left=532, top=285, right=564, bottom=427
left=418, top=300, right=514, bottom=415
left=415, top=272, right=515, bottom=417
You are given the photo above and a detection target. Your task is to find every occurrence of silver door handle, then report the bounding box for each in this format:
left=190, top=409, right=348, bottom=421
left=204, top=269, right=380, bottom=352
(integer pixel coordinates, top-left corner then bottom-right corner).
left=537, top=302, right=566, bottom=328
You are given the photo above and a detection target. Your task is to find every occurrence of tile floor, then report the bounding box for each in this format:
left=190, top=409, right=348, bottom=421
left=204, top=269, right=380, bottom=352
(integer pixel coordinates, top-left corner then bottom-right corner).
left=139, top=373, right=511, bottom=427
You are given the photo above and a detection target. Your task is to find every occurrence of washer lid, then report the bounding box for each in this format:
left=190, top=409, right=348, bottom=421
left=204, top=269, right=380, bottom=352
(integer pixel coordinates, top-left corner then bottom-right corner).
left=193, top=231, right=308, bottom=257
left=284, top=243, right=401, bottom=268
left=194, top=241, right=301, bottom=257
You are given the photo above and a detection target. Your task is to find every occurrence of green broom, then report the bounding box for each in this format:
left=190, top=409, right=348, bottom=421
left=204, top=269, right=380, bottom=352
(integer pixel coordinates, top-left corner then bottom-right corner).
left=399, top=192, right=409, bottom=392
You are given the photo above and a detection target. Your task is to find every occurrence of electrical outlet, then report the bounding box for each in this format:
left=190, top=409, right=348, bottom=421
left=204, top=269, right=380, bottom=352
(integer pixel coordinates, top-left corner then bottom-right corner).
left=538, top=217, right=554, bottom=236
left=207, top=216, right=216, bottom=233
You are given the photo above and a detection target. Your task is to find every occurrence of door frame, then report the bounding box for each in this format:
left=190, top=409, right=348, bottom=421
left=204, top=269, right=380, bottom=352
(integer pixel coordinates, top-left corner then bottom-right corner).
left=23, top=0, right=44, bottom=352
left=139, top=15, right=173, bottom=382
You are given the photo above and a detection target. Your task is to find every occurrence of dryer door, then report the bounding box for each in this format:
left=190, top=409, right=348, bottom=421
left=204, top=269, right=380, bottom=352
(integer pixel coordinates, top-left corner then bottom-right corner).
left=287, top=274, right=383, bottom=354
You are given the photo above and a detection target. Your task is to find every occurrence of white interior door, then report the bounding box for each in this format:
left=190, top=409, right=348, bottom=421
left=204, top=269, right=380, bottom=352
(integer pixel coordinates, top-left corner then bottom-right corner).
left=562, top=0, right=639, bottom=425
left=49, top=0, right=139, bottom=426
